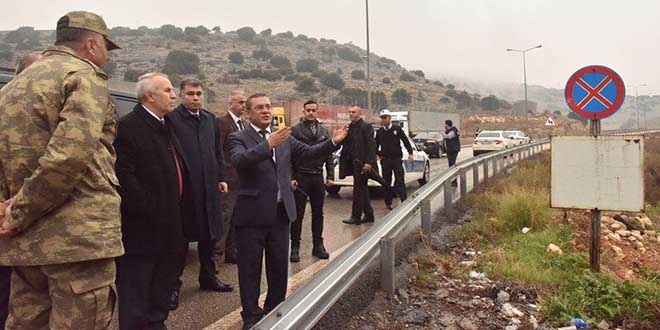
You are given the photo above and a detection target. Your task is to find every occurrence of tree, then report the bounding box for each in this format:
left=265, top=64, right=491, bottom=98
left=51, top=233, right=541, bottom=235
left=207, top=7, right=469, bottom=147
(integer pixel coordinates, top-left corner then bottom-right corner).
left=252, top=48, right=273, bottom=61
left=4, top=26, right=40, bottom=46
left=392, top=88, right=412, bottom=105
left=236, top=27, right=256, bottom=42
left=382, top=77, right=391, bottom=84
left=185, top=25, right=210, bottom=35
left=454, top=91, right=474, bottom=110
left=335, top=88, right=388, bottom=110
left=295, top=34, right=309, bottom=41
left=351, top=70, right=365, bottom=80
left=480, top=95, right=500, bottom=111
left=434, top=80, right=444, bottom=87
left=295, top=58, right=319, bottom=72
left=163, top=50, right=200, bottom=74
left=399, top=71, right=416, bottom=82
left=124, top=69, right=145, bottom=82
left=159, top=24, right=184, bottom=39
left=275, top=31, right=294, bottom=39
left=212, top=26, right=222, bottom=34
left=260, top=28, right=272, bottom=37
left=270, top=55, right=291, bottom=69
left=295, top=77, right=320, bottom=95
left=228, top=51, right=244, bottom=64
left=411, top=70, right=425, bottom=78
left=320, top=72, right=345, bottom=89
left=336, top=47, right=362, bottom=63
left=447, top=83, right=455, bottom=89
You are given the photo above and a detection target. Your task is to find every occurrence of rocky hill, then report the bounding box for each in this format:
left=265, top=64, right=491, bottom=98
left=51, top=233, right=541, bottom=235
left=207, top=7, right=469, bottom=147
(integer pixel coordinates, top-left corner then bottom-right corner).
left=1, top=25, right=516, bottom=115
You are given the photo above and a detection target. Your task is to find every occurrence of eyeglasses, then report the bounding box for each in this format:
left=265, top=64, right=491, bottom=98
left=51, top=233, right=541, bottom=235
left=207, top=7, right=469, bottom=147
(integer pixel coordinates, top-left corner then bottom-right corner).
left=185, top=91, right=203, bottom=96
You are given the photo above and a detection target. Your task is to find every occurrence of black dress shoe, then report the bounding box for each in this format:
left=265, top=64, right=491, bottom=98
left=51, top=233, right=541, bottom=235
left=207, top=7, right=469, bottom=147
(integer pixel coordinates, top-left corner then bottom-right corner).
left=290, top=246, right=300, bottom=263
left=342, top=218, right=362, bottom=225
left=168, top=289, right=179, bottom=311
left=312, top=246, right=330, bottom=259
left=385, top=204, right=393, bottom=210
left=199, top=278, right=234, bottom=292
left=361, top=215, right=375, bottom=223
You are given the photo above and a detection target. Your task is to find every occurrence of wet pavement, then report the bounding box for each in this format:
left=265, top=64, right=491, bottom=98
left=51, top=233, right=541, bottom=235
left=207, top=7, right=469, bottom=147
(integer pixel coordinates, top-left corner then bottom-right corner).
left=109, top=149, right=474, bottom=330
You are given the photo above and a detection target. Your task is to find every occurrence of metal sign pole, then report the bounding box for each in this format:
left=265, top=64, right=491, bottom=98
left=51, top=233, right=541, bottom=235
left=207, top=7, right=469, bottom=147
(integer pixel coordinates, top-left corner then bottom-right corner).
left=589, top=118, right=601, bottom=272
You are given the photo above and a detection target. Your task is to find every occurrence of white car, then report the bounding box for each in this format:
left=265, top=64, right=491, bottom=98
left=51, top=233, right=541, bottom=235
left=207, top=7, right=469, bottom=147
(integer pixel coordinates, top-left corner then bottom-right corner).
left=325, top=136, right=431, bottom=194
left=472, top=130, right=517, bottom=156
left=504, top=130, right=531, bottom=145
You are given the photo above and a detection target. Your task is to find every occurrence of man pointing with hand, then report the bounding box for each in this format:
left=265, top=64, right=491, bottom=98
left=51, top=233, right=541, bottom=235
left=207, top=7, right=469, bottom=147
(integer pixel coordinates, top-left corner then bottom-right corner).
left=228, top=93, right=347, bottom=329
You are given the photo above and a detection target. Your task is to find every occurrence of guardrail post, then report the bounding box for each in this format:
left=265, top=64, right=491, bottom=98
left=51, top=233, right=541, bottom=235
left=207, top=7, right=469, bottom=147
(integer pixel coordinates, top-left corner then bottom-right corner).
left=421, top=199, right=431, bottom=238
left=380, top=237, right=395, bottom=295
left=493, top=157, right=499, bottom=175
left=483, top=160, right=489, bottom=180
left=473, top=164, right=479, bottom=186
left=459, top=168, right=467, bottom=199
left=444, top=181, right=453, bottom=219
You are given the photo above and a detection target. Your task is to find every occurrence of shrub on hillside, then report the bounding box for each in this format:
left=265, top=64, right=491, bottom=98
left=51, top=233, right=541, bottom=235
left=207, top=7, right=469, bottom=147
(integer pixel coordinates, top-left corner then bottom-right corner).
left=184, top=25, right=210, bottom=35
left=270, top=55, right=291, bottom=69
left=411, top=70, right=425, bottom=78
left=236, top=27, right=256, bottom=42
left=276, top=31, right=294, bottom=39
left=228, top=51, right=244, bottom=64
left=392, top=88, right=412, bottom=105
left=311, top=70, right=327, bottom=78
left=336, top=47, right=362, bottom=63
left=335, top=88, right=388, bottom=110
left=434, top=80, right=444, bottom=87
left=252, top=48, right=273, bottom=61
left=351, top=70, right=365, bottom=80
left=480, top=95, right=500, bottom=111
left=382, top=77, right=391, bottom=84
left=399, top=71, right=417, bottom=82
left=295, top=77, right=320, bottom=94
left=124, top=69, right=146, bottom=82
left=260, top=28, right=272, bottom=37
left=163, top=50, right=200, bottom=74
left=447, top=83, right=455, bottom=89
left=159, top=24, right=184, bottom=39
left=320, top=72, right=345, bottom=90
left=295, top=58, right=319, bottom=73
left=4, top=26, right=40, bottom=46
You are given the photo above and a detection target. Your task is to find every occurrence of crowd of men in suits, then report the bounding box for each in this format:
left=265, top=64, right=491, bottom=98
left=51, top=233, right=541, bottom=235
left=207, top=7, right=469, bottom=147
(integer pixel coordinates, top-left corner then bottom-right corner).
left=0, top=10, right=422, bottom=330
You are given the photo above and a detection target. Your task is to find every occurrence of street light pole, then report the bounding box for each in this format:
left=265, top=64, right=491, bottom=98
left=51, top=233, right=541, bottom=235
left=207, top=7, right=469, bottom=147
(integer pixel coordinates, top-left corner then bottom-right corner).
left=365, top=0, right=372, bottom=113
left=507, top=45, right=542, bottom=114
left=627, top=84, right=647, bottom=129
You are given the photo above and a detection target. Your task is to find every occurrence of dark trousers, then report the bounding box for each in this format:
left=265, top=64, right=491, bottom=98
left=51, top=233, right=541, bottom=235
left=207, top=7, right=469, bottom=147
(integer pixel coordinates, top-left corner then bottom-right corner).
left=447, top=152, right=458, bottom=167
left=381, top=157, right=407, bottom=205
left=0, top=266, right=10, bottom=329
left=117, top=240, right=186, bottom=330
left=196, top=213, right=218, bottom=284
left=235, top=204, right=290, bottom=327
left=216, top=190, right=238, bottom=260
left=291, top=173, right=325, bottom=245
left=351, top=163, right=374, bottom=219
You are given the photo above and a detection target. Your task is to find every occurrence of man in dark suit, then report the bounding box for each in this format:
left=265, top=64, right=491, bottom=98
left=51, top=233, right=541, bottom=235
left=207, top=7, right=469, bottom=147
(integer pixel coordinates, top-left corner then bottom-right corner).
left=290, top=100, right=335, bottom=262
left=168, top=78, right=232, bottom=293
left=114, top=72, right=188, bottom=329
left=228, top=93, right=347, bottom=329
left=340, top=106, right=378, bottom=225
left=215, top=90, right=246, bottom=265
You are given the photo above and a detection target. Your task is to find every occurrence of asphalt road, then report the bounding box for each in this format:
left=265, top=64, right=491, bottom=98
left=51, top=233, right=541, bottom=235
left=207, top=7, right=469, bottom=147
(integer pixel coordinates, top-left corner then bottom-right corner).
left=109, top=148, right=475, bottom=330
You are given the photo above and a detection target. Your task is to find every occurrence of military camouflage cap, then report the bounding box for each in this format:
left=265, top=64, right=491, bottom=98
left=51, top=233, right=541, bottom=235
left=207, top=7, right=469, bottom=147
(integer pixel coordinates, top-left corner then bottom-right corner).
left=57, top=11, right=120, bottom=50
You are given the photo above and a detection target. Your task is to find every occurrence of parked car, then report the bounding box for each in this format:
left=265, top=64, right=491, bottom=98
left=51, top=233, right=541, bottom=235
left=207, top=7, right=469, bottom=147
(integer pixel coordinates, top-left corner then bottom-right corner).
left=1, top=70, right=138, bottom=118
left=504, top=130, right=531, bottom=145
left=326, top=135, right=431, bottom=194
left=472, top=130, right=517, bottom=156
left=412, top=131, right=444, bottom=158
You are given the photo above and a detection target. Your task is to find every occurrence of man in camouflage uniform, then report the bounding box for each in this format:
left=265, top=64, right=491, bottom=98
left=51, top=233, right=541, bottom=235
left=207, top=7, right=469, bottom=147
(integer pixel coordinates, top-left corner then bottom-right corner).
left=0, top=11, right=123, bottom=330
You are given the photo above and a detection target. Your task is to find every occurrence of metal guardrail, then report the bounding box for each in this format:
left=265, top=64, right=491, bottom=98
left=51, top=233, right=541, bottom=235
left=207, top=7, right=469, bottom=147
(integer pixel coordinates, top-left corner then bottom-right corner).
left=253, top=140, right=550, bottom=330
left=602, top=128, right=660, bottom=136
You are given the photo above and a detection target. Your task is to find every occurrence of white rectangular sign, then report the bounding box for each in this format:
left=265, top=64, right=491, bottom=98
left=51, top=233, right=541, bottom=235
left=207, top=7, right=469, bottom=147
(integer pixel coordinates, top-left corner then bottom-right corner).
left=551, top=135, right=644, bottom=212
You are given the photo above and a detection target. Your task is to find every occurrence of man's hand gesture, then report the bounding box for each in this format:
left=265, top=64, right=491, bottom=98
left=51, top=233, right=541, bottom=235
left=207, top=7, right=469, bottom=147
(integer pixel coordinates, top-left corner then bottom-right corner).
left=331, top=124, right=349, bottom=145
left=267, top=127, right=291, bottom=149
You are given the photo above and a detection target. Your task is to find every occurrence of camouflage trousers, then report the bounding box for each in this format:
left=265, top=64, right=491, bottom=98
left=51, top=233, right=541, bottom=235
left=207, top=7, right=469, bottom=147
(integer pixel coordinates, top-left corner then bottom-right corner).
left=6, top=258, right=116, bottom=330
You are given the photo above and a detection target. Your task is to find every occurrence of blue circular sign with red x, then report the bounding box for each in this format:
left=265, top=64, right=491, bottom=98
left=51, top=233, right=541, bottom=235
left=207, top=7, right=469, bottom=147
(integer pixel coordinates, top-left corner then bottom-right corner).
left=564, top=65, right=625, bottom=120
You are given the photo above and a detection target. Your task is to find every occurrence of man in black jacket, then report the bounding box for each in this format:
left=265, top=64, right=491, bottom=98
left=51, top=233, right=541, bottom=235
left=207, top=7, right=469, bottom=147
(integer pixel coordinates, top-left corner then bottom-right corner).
left=290, top=100, right=335, bottom=262
left=375, top=109, right=414, bottom=210
left=168, top=78, right=232, bottom=293
left=442, top=119, right=461, bottom=186
left=340, top=106, right=377, bottom=225
left=114, top=72, right=188, bottom=329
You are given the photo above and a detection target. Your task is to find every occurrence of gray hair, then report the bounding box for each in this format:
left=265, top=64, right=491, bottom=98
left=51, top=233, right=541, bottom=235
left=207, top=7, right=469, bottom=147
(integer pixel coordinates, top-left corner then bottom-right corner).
left=136, top=72, right=169, bottom=102
left=228, top=90, right=245, bottom=103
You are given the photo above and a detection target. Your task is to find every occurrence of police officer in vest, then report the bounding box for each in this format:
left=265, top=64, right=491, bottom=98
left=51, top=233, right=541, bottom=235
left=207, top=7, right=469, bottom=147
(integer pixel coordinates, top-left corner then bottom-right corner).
left=375, top=109, right=414, bottom=210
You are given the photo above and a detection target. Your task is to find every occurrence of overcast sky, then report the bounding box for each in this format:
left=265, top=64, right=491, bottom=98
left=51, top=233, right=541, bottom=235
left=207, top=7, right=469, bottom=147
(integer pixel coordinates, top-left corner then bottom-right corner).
left=2, top=0, right=658, bottom=94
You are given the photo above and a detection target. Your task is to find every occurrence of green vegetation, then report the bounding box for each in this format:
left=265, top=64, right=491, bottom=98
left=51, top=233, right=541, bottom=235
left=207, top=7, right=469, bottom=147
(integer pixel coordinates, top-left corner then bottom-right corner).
left=252, top=48, right=273, bottom=61
left=163, top=50, right=200, bottom=75
left=295, top=58, right=320, bottom=73
left=336, top=46, right=362, bottom=63
left=399, top=71, right=417, bottom=82
left=124, top=69, right=146, bottom=82
left=295, top=77, right=319, bottom=94
left=270, top=55, right=292, bottom=69
left=236, top=27, right=256, bottom=42
left=392, top=88, right=412, bottom=105
left=320, top=72, right=345, bottom=90
left=228, top=51, right=244, bottom=64
left=351, top=70, right=365, bottom=80
left=451, top=154, right=660, bottom=327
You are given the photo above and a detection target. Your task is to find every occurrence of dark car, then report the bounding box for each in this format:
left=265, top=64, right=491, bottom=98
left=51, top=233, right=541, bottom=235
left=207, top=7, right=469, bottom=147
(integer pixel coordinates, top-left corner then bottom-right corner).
left=1, top=70, right=137, bottom=118
left=412, top=131, right=444, bottom=158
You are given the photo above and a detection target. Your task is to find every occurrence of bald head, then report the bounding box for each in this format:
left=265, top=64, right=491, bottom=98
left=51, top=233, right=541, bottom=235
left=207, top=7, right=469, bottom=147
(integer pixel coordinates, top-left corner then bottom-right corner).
left=348, top=106, right=362, bottom=122
left=15, top=52, right=42, bottom=75
left=228, top=90, right=246, bottom=117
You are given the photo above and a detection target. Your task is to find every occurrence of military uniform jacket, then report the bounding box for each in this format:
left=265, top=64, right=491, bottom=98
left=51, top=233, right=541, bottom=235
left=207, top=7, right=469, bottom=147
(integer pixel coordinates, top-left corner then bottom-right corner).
left=0, top=45, right=123, bottom=266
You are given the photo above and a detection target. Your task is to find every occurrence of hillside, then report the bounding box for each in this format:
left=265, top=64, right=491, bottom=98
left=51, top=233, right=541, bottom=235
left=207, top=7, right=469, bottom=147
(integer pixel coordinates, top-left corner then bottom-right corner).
left=0, top=25, right=513, bottom=115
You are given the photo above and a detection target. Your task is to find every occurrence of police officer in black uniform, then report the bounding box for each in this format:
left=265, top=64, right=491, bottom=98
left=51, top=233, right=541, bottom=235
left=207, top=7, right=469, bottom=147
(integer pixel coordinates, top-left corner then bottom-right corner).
left=375, top=110, right=414, bottom=210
